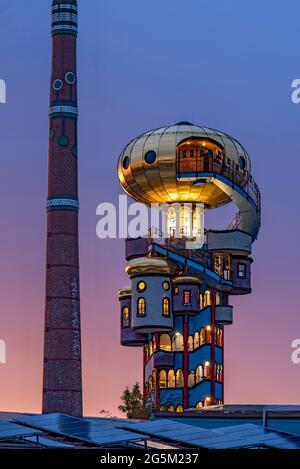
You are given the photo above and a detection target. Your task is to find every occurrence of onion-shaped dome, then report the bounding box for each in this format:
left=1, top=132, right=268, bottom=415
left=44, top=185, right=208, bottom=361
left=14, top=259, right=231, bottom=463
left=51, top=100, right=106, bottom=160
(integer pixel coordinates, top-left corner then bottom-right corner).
left=118, top=287, right=132, bottom=299
left=172, top=274, right=201, bottom=286
left=118, top=122, right=251, bottom=208
left=126, top=255, right=178, bottom=278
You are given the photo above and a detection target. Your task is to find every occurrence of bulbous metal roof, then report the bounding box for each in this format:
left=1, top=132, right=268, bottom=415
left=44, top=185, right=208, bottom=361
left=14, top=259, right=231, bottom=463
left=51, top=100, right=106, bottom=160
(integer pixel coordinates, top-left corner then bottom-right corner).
left=118, top=122, right=251, bottom=207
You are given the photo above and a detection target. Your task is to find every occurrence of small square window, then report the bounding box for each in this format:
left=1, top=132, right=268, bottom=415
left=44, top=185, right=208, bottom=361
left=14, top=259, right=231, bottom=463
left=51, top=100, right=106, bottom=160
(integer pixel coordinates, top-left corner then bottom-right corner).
left=238, top=263, right=246, bottom=279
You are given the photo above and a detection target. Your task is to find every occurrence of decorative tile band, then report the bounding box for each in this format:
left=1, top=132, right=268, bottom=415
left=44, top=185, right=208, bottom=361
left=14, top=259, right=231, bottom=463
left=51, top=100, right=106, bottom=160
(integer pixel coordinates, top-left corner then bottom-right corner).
left=49, top=104, right=78, bottom=118
left=52, top=13, right=78, bottom=23
left=47, top=198, right=79, bottom=212
left=52, top=4, right=78, bottom=13
left=51, top=24, right=78, bottom=35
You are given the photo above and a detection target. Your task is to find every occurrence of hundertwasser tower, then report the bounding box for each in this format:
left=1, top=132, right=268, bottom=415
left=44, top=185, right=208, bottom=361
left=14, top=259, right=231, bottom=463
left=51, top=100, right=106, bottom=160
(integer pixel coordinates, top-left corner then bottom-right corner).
left=118, top=122, right=261, bottom=412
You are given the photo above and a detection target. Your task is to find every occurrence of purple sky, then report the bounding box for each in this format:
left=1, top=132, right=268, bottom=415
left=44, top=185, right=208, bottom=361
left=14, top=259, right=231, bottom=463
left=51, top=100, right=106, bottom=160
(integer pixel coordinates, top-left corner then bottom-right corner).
left=0, top=0, right=300, bottom=416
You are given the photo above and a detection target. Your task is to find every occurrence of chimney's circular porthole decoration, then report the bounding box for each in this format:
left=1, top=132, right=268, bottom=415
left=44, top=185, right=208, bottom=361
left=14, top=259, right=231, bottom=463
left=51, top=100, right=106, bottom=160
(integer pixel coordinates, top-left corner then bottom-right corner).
left=53, top=79, right=63, bottom=91
left=65, top=72, right=76, bottom=85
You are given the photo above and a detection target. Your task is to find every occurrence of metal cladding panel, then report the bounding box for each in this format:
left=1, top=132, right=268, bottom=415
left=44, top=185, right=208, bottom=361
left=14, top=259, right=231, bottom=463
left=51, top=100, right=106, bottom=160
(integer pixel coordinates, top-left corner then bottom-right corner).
left=15, top=414, right=144, bottom=446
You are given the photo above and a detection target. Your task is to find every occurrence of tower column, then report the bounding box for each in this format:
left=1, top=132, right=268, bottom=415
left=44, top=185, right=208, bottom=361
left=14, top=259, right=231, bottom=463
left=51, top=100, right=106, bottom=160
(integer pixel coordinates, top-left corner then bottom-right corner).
left=42, top=0, right=82, bottom=417
left=183, top=315, right=189, bottom=410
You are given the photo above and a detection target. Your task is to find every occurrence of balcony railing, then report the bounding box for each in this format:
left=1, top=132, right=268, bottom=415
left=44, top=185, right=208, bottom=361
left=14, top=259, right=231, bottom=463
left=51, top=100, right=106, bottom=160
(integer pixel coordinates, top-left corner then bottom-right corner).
left=177, top=154, right=261, bottom=213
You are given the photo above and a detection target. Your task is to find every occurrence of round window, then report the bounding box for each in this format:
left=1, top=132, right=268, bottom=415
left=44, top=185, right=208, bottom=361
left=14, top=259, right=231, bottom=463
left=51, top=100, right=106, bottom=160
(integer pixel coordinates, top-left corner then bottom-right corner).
left=162, top=281, right=170, bottom=291
left=53, top=79, right=63, bottom=91
left=239, top=156, right=246, bottom=170
left=144, top=150, right=157, bottom=165
left=123, top=156, right=130, bottom=170
left=137, top=281, right=146, bottom=292
left=65, top=72, right=76, bottom=85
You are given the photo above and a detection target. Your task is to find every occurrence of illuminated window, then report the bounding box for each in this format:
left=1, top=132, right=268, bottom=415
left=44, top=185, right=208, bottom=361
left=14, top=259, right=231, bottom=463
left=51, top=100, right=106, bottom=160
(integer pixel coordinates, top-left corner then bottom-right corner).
left=168, top=206, right=177, bottom=238
left=168, top=405, right=175, bottom=412
left=172, top=333, right=184, bottom=351
left=199, top=293, right=204, bottom=309
left=183, top=290, right=191, bottom=305
left=162, top=298, right=170, bottom=317
left=159, top=370, right=167, bottom=388
left=192, top=206, right=202, bottom=238
left=149, top=340, right=153, bottom=357
left=176, top=369, right=184, bottom=387
left=188, top=335, right=194, bottom=351
left=194, top=331, right=200, bottom=349
left=137, top=281, right=146, bottom=292
left=148, top=375, right=153, bottom=389
left=122, top=306, right=130, bottom=328
left=160, top=334, right=171, bottom=352
left=160, top=405, right=166, bottom=412
left=196, top=401, right=203, bottom=409
left=174, top=286, right=179, bottom=295
left=168, top=370, right=175, bottom=388
left=215, top=291, right=221, bottom=305
left=196, top=365, right=203, bottom=384
left=200, top=328, right=205, bottom=346
left=176, top=404, right=184, bottom=413
left=137, top=297, right=146, bottom=316
left=204, top=290, right=211, bottom=307
left=205, top=361, right=211, bottom=379
left=180, top=206, right=191, bottom=237
left=238, top=263, right=246, bottom=279
left=205, top=325, right=212, bottom=343
left=162, top=281, right=170, bottom=291
left=188, top=370, right=195, bottom=388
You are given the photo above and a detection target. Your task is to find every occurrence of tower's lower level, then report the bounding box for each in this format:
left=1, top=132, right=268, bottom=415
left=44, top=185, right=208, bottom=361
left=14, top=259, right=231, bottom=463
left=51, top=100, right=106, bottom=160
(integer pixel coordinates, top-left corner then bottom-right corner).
left=119, top=231, right=252, bottom=412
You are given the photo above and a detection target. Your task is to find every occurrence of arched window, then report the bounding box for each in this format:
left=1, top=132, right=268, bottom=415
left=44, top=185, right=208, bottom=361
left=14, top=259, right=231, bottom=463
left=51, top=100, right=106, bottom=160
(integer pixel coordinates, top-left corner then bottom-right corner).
left=176, top=369, right=184, bottom=387
left=149, top=340, right=153, bottom=357
left=159, top=370, right=167, bottom=388
left=168, top=369, right=175, bottom=388
left=160, top=405, right=166, bottom=412
left=215, top=291, right=221, bottom=305
left=137, top=297, right=146, bottom=316
left=200, top=328, right=206, bottom=346
left=205, top=325, right=212, bottom=343
left=199, top=293, right=204, bottom=310
left=122, top=306, right=130, bottom=328
left=188, top=335, right=194, bottom=351
left=196, top=365, right=203, bottom=384
left=176, top=404, right=184, bottom=413
left=160, top=334, right=171, bottom=352
left=168, top=206, right=177, bottom=238
left=180, top=206, right=191, bottom=237
left=153, top=334, right=157, bottom=351
left=172, top=333, right=184, bottom=351
left=196, top=401, right=203, bottom=409
left=148, top=375, right=153, bottom=390
left=205, top=361, right=211, bottom=379
left=194, top=331, right=200, bottom=349
left=188, top=370, right=195, bottom=388
left=204, top=290, right=211, bottom=307
left=168, top=405, right=175, bottom=412
left=218, top=328, right=223, bottom=347
left=162, top=298, right=170, bottom=317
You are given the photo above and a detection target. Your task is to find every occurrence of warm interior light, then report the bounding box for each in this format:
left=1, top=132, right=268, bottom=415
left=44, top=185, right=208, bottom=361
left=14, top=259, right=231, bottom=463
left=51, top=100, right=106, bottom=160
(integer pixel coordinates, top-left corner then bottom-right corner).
left=206, top=325, right=211, bottom=331
left=202, top=142, right=206, bottom=146
left=205, top=361, right=210, bottom=366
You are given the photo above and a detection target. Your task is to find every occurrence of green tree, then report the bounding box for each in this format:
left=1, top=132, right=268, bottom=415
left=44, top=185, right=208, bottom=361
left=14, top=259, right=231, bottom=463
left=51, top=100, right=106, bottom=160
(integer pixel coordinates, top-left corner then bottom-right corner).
left=119, top=382, right=151, bottom=419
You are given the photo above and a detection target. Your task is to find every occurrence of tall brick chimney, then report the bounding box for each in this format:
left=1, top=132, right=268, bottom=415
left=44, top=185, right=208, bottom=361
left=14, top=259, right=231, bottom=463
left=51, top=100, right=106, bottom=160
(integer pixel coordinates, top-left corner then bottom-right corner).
left=42, top=0, right=83, bottom=416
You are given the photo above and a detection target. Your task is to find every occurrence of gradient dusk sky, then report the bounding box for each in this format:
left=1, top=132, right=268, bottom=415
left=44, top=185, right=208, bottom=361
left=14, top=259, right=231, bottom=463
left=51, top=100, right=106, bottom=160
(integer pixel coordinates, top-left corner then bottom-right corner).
left=0, top=0, right=300, bottom=417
